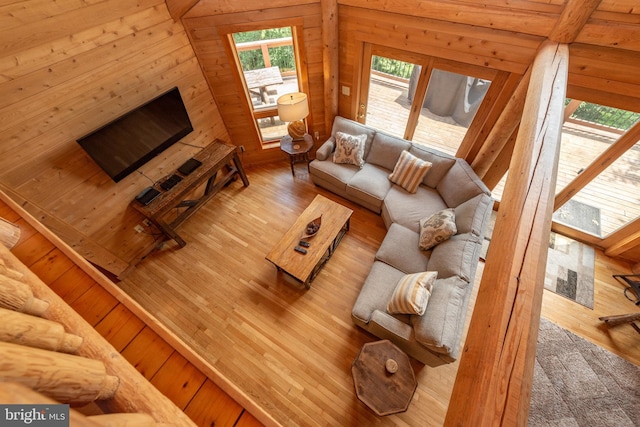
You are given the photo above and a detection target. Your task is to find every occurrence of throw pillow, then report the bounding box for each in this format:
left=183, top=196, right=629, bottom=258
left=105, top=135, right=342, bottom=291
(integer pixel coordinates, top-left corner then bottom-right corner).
left=387, top=271, right=437, bottom=315
left=332, top=132, right=366, bottom=167
left=388, top=150, right=432, bottom=193
left=419, top=208, right=457, bottom=250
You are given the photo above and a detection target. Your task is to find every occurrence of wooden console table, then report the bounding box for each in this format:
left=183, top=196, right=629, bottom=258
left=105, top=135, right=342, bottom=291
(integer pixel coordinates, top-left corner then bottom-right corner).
left=132, top=140, right=249, bottom=247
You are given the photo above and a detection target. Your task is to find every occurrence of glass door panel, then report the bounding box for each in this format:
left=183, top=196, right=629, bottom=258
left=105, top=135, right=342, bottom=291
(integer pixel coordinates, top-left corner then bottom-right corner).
left=413, top=68, right=491, bottom=156
left=364, top=55, right=416, bottom=138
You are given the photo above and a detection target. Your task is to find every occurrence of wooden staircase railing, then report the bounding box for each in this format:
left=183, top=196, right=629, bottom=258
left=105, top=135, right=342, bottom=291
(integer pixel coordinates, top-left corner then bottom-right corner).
left=0, top=227, right=196, bottom=426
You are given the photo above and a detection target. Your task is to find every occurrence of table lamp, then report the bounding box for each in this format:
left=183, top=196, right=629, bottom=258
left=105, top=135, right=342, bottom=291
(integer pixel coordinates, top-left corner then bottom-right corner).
left=277, top=92, right=309, bottom=140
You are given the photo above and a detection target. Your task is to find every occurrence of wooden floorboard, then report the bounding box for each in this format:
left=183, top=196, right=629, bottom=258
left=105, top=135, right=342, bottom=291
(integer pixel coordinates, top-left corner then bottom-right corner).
left=115, top=160, right=639, bottom=426
left=2, top=198, right=255, bottom=427
left=3, top=157, right=638, bottom=426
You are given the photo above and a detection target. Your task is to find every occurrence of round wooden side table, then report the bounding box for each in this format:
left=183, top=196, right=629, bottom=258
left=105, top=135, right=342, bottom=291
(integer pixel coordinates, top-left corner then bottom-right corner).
left=280, top=135, right=313, bottom=176
left=351, top=340, right=417, bottom=416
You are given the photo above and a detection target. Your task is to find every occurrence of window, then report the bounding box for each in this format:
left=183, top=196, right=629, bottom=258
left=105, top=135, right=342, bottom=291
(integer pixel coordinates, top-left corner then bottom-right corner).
left=231, top=26, right=304, bottom=144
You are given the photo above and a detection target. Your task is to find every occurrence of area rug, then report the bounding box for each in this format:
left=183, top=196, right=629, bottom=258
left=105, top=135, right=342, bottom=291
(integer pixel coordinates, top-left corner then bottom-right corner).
left=545, top=232, right=595, bottom=309
left=553, top=199, right=602, bottom=236
left=529, top=317, right=640, bottom=426
left=480, top=212, right=595, bottom=309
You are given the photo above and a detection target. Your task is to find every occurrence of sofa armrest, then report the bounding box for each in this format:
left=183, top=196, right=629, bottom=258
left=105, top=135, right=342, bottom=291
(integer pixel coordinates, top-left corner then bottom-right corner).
left=315, top=137, right=335, bottom=161
left=370, top=310, right=413, bottom=341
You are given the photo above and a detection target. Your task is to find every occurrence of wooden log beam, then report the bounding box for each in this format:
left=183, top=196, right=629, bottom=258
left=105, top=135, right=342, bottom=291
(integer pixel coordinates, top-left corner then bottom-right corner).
left=562, top=98, right=582, bottom=123
left=0, top=274, right=49, bottom=316
left=471, top=67, right=531, bottom=180
left=446, top=40, right=568, bottom=426
left=0, top=244, right=197, bottom=426
left=549, top=0, right=602, bottom=43
left=554, top=119, right=640, bottom=209
left=164, top=0, right=199, bottom=21
left=0, top=382, right=103, bottom=427
left=321, top=0, right=339, bottom=135
left=604, top=224, right=640, bottom=257
left=0, top=308, right=83, bottom=353
left=0, top=341, right=119, bottom=404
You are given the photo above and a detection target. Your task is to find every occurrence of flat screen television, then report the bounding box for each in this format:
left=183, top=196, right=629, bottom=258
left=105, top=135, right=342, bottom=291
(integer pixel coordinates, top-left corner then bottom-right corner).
left=77, top=87, right=193, bottom=183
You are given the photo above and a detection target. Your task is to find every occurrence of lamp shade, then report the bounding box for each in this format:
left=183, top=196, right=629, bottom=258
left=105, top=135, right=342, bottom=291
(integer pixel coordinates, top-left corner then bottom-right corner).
left=277, top=92, right=309, bottom=122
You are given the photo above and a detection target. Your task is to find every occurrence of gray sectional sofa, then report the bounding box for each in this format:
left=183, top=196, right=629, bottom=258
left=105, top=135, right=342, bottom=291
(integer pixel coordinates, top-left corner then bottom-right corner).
left=309, top=116, right=493, bottom=364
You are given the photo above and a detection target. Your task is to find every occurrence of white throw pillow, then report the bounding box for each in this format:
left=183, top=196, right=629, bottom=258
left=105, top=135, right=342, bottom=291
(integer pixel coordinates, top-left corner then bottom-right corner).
left=419, top=209, right=457, bottom=250
left=332, top=132, right=366, bottom=167
left=388, top=150, right=432, bottom=193
left=387, top=271, right=437, bottom=315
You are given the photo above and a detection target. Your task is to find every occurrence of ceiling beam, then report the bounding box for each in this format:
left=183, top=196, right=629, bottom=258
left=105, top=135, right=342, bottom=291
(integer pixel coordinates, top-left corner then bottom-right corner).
left=549, top=0, right=602, bottom=43
left=165, top=0, right=200, bottom=21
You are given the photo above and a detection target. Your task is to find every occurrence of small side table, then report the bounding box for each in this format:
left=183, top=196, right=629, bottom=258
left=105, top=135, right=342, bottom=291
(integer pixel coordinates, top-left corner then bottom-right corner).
left=280, top=134, right=313, bottom=176
left=352, top=340, right=417, bottom=416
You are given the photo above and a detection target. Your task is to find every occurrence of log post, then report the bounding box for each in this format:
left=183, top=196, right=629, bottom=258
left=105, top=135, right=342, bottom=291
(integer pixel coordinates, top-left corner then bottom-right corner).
left=446, top=40, right=569, bottom=426
left=0, top=308, right=83, bottom=353
left=471, top=67, right=531, bottom=180
left=0, top=244, right=197, bottom=426
left=0, top=274, right=49, bottom=315
left=0, top=217, right=20, bottom=249
left=0, top=341, right=119, bottom=404
left=0, top=382, right=104, bottom=427
left=0, top=258, right=24, bottom=280
left=321, top=0, right=339, bottom=135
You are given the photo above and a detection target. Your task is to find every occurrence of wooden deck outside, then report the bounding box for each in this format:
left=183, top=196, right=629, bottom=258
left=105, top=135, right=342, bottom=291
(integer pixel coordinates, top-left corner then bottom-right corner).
left=366, top=76, right=640, bottom=238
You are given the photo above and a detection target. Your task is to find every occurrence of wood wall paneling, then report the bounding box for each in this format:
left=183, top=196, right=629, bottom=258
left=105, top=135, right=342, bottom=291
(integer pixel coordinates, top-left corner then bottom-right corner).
left=0, top=0, right=229, bottom=276
left=182, top=4, right=325, bottom=168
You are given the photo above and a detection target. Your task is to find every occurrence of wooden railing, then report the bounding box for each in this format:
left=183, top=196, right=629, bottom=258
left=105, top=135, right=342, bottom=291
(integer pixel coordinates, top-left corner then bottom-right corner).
left=445, top=40, right=569, bottom=425
left=0, top=220, right=196, bottom=425
left=235, top=37, right=297, bottom=77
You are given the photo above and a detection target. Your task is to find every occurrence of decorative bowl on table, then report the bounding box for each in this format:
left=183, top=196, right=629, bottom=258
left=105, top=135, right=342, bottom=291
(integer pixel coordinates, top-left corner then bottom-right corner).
left=302, top=215, right=322, bottom=239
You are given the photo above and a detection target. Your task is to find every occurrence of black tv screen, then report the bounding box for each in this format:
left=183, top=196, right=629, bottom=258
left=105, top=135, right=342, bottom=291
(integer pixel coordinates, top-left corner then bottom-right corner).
left=77, top=87, right=193, bottom=183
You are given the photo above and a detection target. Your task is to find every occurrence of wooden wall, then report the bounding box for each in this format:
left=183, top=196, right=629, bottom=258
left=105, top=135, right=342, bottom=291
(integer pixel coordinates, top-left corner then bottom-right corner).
left=2, top=0, right=640, bottom=274
left=181, top=1, right=326, bottom=168
left=335, top=0, right=640, bottom=264
left=0, top=0, right=229, bottom=277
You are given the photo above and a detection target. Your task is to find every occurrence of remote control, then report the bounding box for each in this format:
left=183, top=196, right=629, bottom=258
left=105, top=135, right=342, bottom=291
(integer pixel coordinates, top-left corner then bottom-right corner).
left=294, top=246, right=307, bottom=254
left=298, top=240, right=310, bottom=247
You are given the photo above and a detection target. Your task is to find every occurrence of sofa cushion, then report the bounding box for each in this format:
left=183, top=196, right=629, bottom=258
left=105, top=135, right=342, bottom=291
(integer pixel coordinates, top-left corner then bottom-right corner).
left=352, top=261, right=409, bottom=325
left=315, top=138, right=335, bottom=161
left=427, top=232, right=480, bottom=282
left=419, top=208, right=457, bottom=250
left=437, top=159, right=491, bottom=208
left=366, top=131, right=412, bottom=170
left=454, top=193, right=493, bottom=236
left=308, top=159, right=359, bottom=192
left=412, top=276, right=469, bottom=356
left=346, top=163, right=392, bottom=209
left=387, top=271, right=436, bottom=315
left=331, top=116, right=376, bottom=159
left=388, top=150, right=432, bottom=194
left=376, top=223, right=429, bottom=274
left=333, top=131, right=366, bottom=167
left=382, top=185, right=448, bottom=231
left=408, top=144, right=456, bottom=188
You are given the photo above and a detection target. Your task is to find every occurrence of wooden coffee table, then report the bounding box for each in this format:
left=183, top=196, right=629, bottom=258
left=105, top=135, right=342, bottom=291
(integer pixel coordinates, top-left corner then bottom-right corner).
left=265, top=195, right=352, bottom=288
left=352, top=340, right=417, bottom=416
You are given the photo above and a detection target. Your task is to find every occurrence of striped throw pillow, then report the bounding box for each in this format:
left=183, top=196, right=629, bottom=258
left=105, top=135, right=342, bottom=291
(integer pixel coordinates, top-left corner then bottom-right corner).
left=388, top=150, right=432, bottom=193
left=387, top=271, right=437, bottom=315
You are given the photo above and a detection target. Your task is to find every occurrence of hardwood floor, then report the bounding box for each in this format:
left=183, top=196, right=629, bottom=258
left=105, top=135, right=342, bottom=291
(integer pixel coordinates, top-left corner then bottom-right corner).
left=116, top=161, right=639, bottom=426
left=1, top=199, right=261, bottom=427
